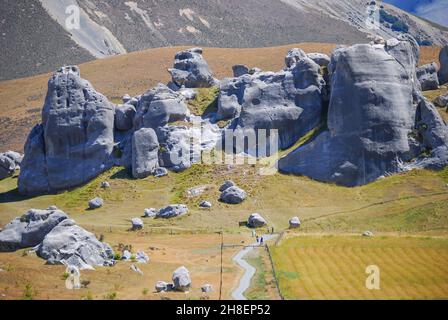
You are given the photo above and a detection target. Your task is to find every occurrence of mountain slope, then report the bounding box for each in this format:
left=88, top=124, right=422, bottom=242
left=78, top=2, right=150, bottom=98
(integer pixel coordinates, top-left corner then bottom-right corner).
left=1, top=0, right=447, bottom=81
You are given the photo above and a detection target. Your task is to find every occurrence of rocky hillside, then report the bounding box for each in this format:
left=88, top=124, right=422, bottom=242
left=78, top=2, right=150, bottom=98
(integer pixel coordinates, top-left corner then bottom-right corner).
left=1, top=0, right=448, bottom=80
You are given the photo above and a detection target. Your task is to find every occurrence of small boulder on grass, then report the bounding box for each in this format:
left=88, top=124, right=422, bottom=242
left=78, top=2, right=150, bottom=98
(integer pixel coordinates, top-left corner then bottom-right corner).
left=199, top=201, right=212, bottom=209
left=201, top=284, right=213, bottom=293
left=220, top=186, right=246, bottom=204
left=155, top=281, right=169, bottom=293
left=131, top=218, right=144, bottom=231
left=101, top=181, right=110, bottom=189
left=363, top=231, right=374, bottom=237
left=135, top=251, right=149, bottom=263
left=153, top=167, right=168, bottom=178
left=88, top=197, right=103, bottom=209
left=219, top=180, right=235, bottom=192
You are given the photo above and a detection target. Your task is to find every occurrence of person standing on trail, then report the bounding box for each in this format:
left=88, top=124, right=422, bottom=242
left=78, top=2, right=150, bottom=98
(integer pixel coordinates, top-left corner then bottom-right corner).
left=256, top=235, right=259, bottom=243
left=260, top=237, right=264, bottom=245
left=252, top=230, right=256, bottom=237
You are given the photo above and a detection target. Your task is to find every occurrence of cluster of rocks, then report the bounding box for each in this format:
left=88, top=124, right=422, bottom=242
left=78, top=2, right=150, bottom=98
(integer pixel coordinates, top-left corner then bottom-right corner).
left=142, top=204, right=189, bottom=219
left=120, top=249, right=149, bottom=263
left=0, top=151, right=23, bottom=180
left=11, top=39, right=448, bottom=197
left=219, top=180, right=247, bottom=204
left=17, top=50, right=220, bottom=196
left=0, top=207, right=115, bottom=269
left=155, top=266, right=192, bottom=293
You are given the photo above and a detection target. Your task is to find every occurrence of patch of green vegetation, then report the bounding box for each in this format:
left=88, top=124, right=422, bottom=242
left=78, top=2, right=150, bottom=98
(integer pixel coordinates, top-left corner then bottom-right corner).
left=22, top=283, right=36, bottom=300
left=81, top=291, right=94, bottom=300
left=277, top=270, right=300, bottom=280
left=438, top=166, right=448, bottom=183
left=187, top=87, right=219, bottom=116
left=170, top=163, right=215, bottom=204
left=245, top=255, right=270, bottom=300
left=103, top=291, right=117, bottom=300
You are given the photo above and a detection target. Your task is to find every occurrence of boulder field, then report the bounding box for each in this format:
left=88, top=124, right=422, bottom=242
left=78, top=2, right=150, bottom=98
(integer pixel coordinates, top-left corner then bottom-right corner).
left=12, top=40, right=448, bottom=194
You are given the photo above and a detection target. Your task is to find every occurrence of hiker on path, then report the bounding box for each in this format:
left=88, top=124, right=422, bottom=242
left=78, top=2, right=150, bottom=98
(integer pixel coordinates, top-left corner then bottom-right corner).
left=260, top=237, right=264, bottom=245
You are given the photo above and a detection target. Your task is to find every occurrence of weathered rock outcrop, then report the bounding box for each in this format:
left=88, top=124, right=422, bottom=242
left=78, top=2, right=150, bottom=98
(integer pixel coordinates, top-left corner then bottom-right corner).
left=247, top=213, right=267, bottom=228
left=168, top=48, right=216, bottom=88
left=132, top=128, right=159, bottom=179
left=0, top=208, right=68, bottom=252
left=435, top=92, right=448, bottom=108
left=279, top=40, right=448, bottom=186
left=307, top=53, right=331, bottom=67
left=35, top=219, right=115, bottom=270
left=416, top=62, right=439, bottom=91
left=156, top=204, right=189, bottom=219
left=18, top=66, right=115, bottom=195
left=232, top=64, right=249, bottom=77
left=220, top=186, right=247, bottom=204
left=133, top=83, right=189, bottom=130
left=218, top=55, right=326, bottom=150
left=439, top=46, right=448, bottom=85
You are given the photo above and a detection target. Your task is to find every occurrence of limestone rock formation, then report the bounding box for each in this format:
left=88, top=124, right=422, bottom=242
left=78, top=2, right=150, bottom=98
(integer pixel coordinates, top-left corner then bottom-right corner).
left=218, top=56, right=326, bottom=149
left=144, top=208, right=157, bottom=218
left=199, top=200, right=212, bottom=209
left=132, top=128, right=159, bottom=179
left=153, top=167, right=168, bottom=178
left=172, top=266, right=191, bottom=292
left=416, top=62, right=439, bottom=91
left=168, top=48, right=216, bottom=88
left=0, top=208, right=68, bottom=252
left=88, top=197, right=104, bottom=209
left=155, top=281, right=169, bottom=292
left=285, top=48, right=307, bottom=68
left=156, top=204, right=189, bottom=219
left=247, top=213, right=267, bottom=228
left=279, top=40, right=448, bottom=186
left=133, top=83, right=189, bottom=130
left=18, top=66, right=115, bottom=195
left=439, top=46, right=448, bottom=85
left=219, top=180, right=235, bottom=192
left=35, top=219, right=115, bottom=270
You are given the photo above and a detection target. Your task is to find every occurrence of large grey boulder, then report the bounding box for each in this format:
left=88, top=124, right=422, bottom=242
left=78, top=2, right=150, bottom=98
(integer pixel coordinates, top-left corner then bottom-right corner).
left=247, top=213, right=267, bottom=228
left=88, top=197, right=103, bottom=209
left=0, top=208, right=68, bottom=252
left=156, top=204, right=189, bottom=219
left=18, top=66, right=115, bottom=195
left=169, top=48, right=216, bottom=88
left=133, top=83, right=189, bottom=130
left=172, top=266, right=191, bottom=292
left=115, top=104, right=136, bottom=131
left=219, top=186, right=246, bottom=204
left=279, top=42, right=448, bottom=186
left=132, top=128, right=160, bottom=179
left=285, top=48, right=307, bottom=68
left=219, top=180, right=235, bottom=192
left=218, top=58, right=326, bottom=150
left=439, top=46, right=448, bottom=85
left=35, top=219, right=115, bottom=270
left=417, top=62, right=439, bottom=91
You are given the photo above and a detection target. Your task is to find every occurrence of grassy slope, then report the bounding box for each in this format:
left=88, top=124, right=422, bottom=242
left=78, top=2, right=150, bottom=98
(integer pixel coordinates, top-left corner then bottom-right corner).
left=270, top=236, right=448, bottom=299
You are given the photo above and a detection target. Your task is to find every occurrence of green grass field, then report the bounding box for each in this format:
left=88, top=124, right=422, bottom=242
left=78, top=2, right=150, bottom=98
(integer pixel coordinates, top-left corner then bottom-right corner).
left=270, top=235, right=448, bottom=300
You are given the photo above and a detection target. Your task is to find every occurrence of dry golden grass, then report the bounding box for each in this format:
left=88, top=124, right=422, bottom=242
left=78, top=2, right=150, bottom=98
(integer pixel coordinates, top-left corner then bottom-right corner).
left=270, top=235, right=448, bottom=300
left=0, top=232, right=248, bottom=300
left=0, top=44, right=441, bottom=152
